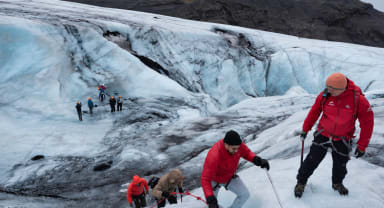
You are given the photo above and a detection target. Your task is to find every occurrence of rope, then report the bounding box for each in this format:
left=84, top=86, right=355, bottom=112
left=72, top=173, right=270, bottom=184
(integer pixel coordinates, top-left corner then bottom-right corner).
left=176, top=190, right=208, bottom=204
left=150, top=191, right=207, bottom=208
left=312, top=139, right=350, bottom=158
left=151, top=197, right=166, bottom=208
left=311, top=130, right=351, bottom=158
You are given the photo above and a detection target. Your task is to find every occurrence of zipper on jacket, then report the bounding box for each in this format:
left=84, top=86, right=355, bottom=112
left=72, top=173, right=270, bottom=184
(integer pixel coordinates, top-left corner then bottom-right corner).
left=332, top=97, right=341, bottom=138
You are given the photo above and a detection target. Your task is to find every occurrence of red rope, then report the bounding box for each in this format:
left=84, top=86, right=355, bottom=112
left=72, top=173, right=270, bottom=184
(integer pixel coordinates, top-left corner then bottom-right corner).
left=150, top=191, right=207, bottom=208
left=151, top=197, right=166, bottom=208
left=177, top=190, right=208, bottom=204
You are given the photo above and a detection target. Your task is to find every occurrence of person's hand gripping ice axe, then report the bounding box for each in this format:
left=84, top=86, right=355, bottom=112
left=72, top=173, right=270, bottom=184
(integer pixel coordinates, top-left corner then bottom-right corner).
left=298, top=130, right=307, bottom=140
left=295, top=130, right=307, bottom=165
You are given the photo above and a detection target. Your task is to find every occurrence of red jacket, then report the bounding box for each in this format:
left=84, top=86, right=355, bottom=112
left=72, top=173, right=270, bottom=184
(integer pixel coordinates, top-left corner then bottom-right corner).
left=201, top=139, right=256, bottom=198
left=126, top=175, right=149, bottom=204
left=303, top=79, right=374, bottom=151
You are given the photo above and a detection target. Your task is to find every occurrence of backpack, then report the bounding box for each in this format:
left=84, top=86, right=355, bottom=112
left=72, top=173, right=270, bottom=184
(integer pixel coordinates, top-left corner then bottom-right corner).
left=320, top=88, right=361, bottom=119
left=148, top=176, right=160, bottom=189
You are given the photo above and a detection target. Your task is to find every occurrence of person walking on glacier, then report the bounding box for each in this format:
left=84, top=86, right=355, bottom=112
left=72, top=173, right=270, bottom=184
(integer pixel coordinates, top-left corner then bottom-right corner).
left=87, top=97, right=94, bottom=115
left=126, top=175, right=149, bottom=208
left=152, top=169, right=185, bottom=208
left=75, top=101, right=82, bottom=121
left=98, top=84, right=106, bottom=102
left=294, top=72, right=374, bottom=198
left=109, top=96, right=116, bottom=112
left=117, top=95, right=123, bottom=111
left=201, top=130, right=270, bottom=208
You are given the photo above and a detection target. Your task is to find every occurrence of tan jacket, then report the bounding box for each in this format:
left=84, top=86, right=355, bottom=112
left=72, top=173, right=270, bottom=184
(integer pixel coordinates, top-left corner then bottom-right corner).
left=152, top=169, right=185, bottom=199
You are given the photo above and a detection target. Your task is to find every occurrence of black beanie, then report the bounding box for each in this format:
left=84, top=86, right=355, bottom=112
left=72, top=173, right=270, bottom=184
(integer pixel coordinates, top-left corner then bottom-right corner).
left=223, top=130, right=242, bottom=145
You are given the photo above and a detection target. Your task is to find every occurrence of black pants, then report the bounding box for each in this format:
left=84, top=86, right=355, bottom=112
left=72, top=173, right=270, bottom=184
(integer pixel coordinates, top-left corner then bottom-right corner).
left=132, top=193, right=146, bottom=208
left=99, top=93, right=105, bottom=102
left=77, top=110, right=82, bottom=121
left=110, top=105, right=115, bottom=112
left=117, top=103, right=122, bottom=111
left=297, top=133, right=350, bottom=185
left=89, top=107, right=93, bottom=115
left=157, top=195, right=177, bottom=208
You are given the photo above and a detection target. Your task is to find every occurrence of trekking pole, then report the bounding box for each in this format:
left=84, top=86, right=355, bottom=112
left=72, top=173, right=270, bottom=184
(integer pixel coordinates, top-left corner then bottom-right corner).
left=265, top=170, right=284, bottom=208
left=294, top=130, right=305, bottom=167
left=300, top=137, right=305, bottom=166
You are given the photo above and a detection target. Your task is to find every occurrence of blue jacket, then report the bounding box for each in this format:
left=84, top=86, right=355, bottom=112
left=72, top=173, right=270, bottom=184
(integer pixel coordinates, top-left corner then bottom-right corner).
left=88, top=100, right=94, bottom=108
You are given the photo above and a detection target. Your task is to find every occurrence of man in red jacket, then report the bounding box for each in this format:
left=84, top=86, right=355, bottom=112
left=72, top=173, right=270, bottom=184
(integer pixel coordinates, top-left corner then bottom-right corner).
left=126, top=175, right=149, bottom=208
left=201, top=130, right=270, bottom=208
left=294, top=72, right=374, bottom=198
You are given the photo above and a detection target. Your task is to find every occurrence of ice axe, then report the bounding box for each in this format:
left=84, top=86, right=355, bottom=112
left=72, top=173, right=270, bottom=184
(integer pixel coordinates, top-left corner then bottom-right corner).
left=294, top=130, right=307, bottom=166
left=300, top=136, right=305, bottom=166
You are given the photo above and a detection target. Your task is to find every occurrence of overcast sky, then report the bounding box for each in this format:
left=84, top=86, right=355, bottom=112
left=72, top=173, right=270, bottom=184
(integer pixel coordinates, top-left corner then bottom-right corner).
left=361, top=0, right=384, bottom=11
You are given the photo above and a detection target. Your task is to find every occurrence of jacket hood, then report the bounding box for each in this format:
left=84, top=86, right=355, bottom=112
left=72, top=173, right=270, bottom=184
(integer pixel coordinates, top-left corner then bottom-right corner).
left=340, top=79, right=361, bottom=97
left=347, top=79, right=358, bottom=91
left=132, top=175, right=141, bottom=185
left=168, top=169, right=184, bottom=184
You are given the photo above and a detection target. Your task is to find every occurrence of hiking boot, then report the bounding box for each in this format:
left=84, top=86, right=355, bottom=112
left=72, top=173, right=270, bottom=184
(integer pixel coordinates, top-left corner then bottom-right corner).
left=332, top=183, right=349, bottom=195
left=294, top=183, right=306, bottom=198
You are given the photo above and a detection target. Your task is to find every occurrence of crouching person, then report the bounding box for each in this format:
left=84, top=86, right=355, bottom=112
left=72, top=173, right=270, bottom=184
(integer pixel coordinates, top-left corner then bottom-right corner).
left=126, top=175, right=149, bottom=208
left=201, top=130, right=270, bottom=208
left=152, top=169, right=185, bottom=208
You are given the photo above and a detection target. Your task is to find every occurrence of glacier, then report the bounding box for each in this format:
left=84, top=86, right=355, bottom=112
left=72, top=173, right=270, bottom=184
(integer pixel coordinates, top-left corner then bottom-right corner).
left=1, top=0, right=384, bottom=207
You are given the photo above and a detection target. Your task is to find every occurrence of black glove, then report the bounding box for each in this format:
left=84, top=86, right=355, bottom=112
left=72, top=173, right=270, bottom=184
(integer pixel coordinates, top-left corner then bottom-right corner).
left=299, top=131, right=307, bottom=140
left=354, top=148, right=365, bottom=158
left=206, top=195, right=219, bottom=208
left=253, top=156, right=270, bottom=170
left=162, top=191, right=170, bottom=198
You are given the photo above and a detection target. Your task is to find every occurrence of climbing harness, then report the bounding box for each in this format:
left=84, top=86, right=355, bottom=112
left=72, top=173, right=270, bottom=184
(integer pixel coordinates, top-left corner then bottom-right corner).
left=312, top=131, right=352, bottom=159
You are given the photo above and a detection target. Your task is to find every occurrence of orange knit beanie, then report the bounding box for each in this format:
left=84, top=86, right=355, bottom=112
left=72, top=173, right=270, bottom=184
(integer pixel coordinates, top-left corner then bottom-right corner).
left=326, top=72, right=347, bottom=89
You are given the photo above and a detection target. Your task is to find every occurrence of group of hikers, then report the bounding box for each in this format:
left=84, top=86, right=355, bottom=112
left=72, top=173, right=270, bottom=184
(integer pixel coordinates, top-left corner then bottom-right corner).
left=75, top=84, right=124, bottom=121
left=126, top=169, right=185, bottom=208
left=126, top=72, right=374, bottom=208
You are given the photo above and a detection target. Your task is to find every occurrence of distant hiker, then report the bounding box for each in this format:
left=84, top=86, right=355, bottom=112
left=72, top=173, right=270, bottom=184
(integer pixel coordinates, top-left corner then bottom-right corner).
left=88, top=97, right=94, bottom=115
left=294, top=72, right=374, bottom=198
left=126, top=175, right=149, bottom=208
left=117, top=96, right=123, bottom=111
left=75, top=101, right=82, bottom=121
left=98, top=84, right=106, bottom=91
left=152, top=169, right=185, bottom=208
left=98, top=84, right=106, bottom=102
left=201, top=130, right=270, bottom=208
left=109, top=96, right=116, bottom=112
left=99, top=91, right=105, bottom=102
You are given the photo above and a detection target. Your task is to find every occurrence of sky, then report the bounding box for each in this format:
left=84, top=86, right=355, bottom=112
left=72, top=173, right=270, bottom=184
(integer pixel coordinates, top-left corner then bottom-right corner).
left=0, top=0, right=384, bottom=207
